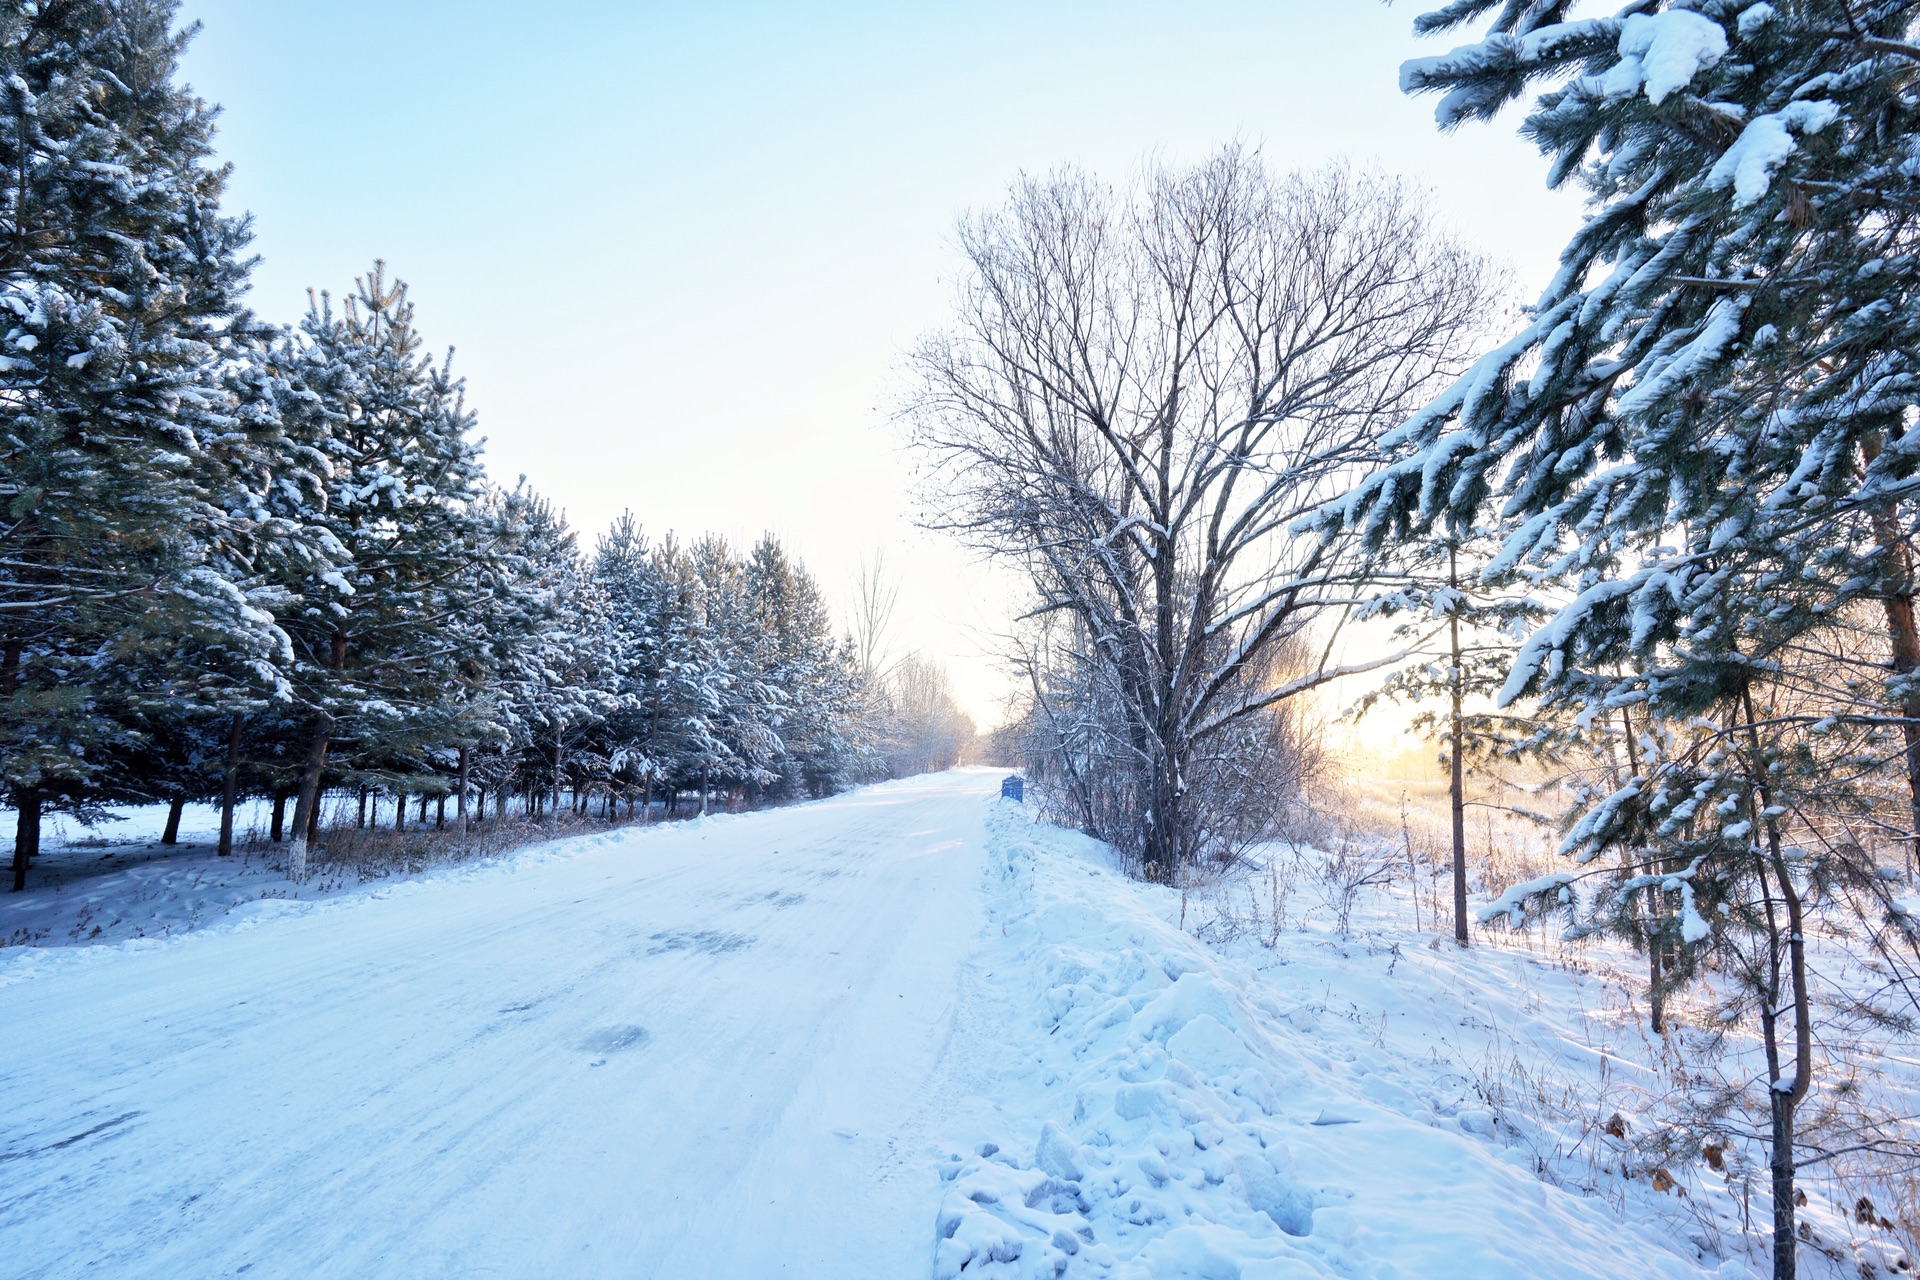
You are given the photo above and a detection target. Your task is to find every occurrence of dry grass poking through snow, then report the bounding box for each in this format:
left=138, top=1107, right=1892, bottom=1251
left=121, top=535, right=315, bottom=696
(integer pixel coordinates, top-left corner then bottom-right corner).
left=1162, top=756, right=1920, bottom=1277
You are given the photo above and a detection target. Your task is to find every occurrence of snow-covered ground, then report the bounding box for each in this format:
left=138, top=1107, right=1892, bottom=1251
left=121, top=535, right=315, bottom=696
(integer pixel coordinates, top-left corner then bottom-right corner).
left=3, top=798, right=315, bottom=948
left=1, top=794, right=601, bottom=949
left=4, top=770, right=1908, bottom=1277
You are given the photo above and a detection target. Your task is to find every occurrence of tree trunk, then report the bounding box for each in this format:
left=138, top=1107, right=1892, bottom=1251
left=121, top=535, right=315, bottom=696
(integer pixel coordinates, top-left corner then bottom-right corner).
left=1142, top=735, right=1182, bottom=884
left=1649, top=945, right=1665, bottom=1036
left=218, top=715, right=243, bottom=857
left=1862, top=436, right=1920, bottom=871
left=436, top=794, right=446, bottom=829
left=287, top=716, right=331, bottom=881
left=10, top=788, right=38, bottom=892
left=1, top=641, right=27, bottom=890
left=1768, top=1081, right=1799, bottom=1280
left=161, top=797, right=185, bottom=846
left=357, top=788, right=368, bottom=829
left=395, top=792, right=406, bottom=831
left=643, top=777, right=654, bottom=823
left=550, top=737, right=563, bottom=834
left=1619, top=705, right=1664, bottom=1032
left=1449, top=545, right=1468, bottom=946
left=456, top=746, right=470, bottom=837
left=1743, top=684, right=1812, bottom=1280
left=270, top=793, right=287, bottom=843
left=1882, top=580, right=1920, bottom=872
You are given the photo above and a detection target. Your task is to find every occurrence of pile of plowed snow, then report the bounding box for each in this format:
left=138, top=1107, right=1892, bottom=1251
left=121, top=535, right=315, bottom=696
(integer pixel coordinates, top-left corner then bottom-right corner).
left=937, top=802, right=1766, bottom=1280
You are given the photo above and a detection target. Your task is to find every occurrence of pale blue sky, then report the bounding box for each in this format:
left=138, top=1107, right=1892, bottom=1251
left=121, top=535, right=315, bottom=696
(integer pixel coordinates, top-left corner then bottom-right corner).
left=177, top=1, right=1581, bottom=726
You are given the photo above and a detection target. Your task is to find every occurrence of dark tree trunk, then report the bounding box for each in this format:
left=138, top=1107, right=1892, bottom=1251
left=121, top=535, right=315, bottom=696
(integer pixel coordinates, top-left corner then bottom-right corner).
left=456, top=746, right=470, bottom=837
left=1862, top=437, right=1920, bottom=870
left=357, top=789, right=367, bottom=829
left=1141, top=731, right=1183, bottom=883
left=1768, top=1063, right=1800, bottom=1280
left=1743, top=686, right=1811, bottom=1280
left=10, top=788, right=39, bottom=892
left=436, top=794, right=446, bottom=830
left=1449, top=547, right=1469, bottom=946
left=218, top=715, right=243, bottom=857
left=1649, top=945, right=1665, bottom=1035
left=395, top=793, right=406, bottom=831
left=270, top=793, right=287, bottom=843
left=291, top=628, right=348, bottom=880
left=161, top=798, right=185, bottom=846
left=1882, top=580, right=1920, bottom=872
left=287, top=715, right=330, bottom=879
left=1, top=641, right=26, bottom=891
left=1619, top=705, right=1665, bottom=1032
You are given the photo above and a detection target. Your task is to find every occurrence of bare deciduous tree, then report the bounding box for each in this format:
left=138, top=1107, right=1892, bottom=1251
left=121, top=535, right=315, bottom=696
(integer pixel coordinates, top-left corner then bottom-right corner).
left=907, top=148, right=1498, bottom=878
left=850, top=548, right=900, bottom=684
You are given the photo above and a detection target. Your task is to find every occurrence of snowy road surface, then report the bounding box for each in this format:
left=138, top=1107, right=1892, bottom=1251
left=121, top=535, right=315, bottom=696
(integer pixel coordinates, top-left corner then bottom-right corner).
left=2, top=771, right=1003, bottom=1279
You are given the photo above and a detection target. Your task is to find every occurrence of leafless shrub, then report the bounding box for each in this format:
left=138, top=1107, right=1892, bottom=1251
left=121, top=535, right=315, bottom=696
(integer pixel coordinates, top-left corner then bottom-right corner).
left=1307, top=832, right=1397, bottom=937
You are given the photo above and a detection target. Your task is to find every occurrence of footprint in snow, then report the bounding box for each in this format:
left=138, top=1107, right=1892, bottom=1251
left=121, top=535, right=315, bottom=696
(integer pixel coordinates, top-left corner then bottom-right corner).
left=647, top=929, right=755, bottom=956
left=580, top=1025, right=652, bottom=1058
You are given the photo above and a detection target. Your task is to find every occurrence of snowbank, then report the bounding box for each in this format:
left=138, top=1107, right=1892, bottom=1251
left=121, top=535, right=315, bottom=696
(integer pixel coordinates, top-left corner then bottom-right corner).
left=938, top=803, right=1765, bottom=1279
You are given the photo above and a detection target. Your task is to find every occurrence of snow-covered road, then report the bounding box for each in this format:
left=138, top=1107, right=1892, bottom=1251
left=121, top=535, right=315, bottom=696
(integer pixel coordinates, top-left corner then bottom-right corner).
left=2, top=770, right=1004, bottom=1279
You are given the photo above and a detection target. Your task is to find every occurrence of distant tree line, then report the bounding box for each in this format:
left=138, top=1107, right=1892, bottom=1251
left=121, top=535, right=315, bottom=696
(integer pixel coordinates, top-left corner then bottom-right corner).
left=0, top=0, right=961, bottom=890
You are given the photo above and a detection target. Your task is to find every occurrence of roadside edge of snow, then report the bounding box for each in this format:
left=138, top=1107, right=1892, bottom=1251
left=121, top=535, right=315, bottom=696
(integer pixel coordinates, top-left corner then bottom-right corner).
left=934, top=801, right=1745, bottom=1280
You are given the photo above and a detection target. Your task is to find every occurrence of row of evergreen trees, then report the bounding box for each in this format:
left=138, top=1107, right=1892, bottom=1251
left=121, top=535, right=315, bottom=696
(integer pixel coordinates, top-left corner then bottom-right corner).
left=0, top=0, right=897, bottom=891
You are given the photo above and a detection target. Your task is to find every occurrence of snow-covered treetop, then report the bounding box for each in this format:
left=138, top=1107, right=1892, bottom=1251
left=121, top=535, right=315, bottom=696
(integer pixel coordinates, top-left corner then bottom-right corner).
left=1331, top=0, right=1920, bottom=711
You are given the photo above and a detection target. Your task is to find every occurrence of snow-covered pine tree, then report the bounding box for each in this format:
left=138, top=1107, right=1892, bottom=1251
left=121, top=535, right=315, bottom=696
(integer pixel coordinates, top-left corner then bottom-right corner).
left=743, top=535, right=860, bottom=800
left=1337, top=5, right=1920, bottom=1272
left=619, top=532, right=721, bottom=817
left=273, top=264, right=503, bottom=877
left=0, top=0, right=300, bottom=889
left=591, top=512, right=682, bottom=816
left=684, top=535, right=778, bottom=812
left=489, top=486, right=613, bottom=831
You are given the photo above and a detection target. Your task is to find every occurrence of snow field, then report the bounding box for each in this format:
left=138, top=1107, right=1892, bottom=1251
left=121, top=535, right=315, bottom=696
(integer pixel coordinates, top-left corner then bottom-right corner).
left=938, top=801, right=1752, bottom=1279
